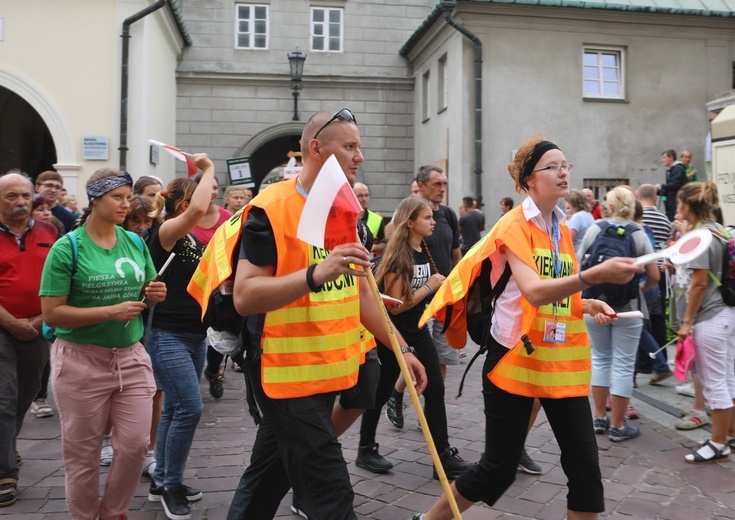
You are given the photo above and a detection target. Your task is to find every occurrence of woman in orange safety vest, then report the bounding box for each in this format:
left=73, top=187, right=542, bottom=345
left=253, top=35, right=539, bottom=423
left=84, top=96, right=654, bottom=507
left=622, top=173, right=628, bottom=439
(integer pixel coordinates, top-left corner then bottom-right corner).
left=413, top=138, right=641, bottom=520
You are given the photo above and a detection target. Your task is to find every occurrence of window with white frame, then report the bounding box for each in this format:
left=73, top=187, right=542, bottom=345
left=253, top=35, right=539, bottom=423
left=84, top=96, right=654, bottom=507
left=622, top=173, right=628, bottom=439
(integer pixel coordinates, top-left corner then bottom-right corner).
left=583, top=47, right=625, bottom=100
left=422, top=70, right=431, bottom=121
left=438, top=54, right=448, bottom=112
left=235, top=4, right=268, bottom=49
left=311, top=7, right=343, bottom=52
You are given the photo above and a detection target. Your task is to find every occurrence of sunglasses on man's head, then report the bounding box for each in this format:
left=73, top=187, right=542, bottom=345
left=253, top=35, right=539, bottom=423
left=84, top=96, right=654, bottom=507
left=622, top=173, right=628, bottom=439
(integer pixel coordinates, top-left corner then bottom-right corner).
left=313, top=108, right=357, bottom=140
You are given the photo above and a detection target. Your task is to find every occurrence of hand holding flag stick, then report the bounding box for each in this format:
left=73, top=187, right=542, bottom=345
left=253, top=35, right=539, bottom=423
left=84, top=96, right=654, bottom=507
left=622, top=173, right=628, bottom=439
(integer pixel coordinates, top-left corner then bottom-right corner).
left=124, top=252, right=176, bottom=328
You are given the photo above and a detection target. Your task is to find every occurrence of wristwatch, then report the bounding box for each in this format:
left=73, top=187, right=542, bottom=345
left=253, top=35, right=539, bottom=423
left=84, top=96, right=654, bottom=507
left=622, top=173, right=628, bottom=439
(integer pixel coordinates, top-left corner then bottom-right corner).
left=400, top=345, right=416, bottom=355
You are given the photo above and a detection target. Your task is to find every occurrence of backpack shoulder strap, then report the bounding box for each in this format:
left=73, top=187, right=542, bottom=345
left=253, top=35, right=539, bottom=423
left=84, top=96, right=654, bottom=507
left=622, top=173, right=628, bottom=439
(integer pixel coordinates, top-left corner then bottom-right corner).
left=124, top=230, right=146, bottom=254
left=66, top=231, right=79, bottom=276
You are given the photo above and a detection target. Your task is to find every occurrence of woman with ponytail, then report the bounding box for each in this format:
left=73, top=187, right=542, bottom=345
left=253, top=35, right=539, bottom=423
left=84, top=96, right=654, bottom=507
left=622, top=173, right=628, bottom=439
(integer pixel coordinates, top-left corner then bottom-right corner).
left=40, top=168, right=166, bottom=519
left=676, top=181, right=735, bottom=464
left=145, top=154, right=215, bottom=519
left=355, top=197, right=474, bottom=480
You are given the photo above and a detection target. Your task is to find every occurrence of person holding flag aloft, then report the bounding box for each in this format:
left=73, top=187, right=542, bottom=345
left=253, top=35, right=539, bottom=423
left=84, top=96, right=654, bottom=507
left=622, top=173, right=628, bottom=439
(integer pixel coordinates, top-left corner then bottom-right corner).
left=411, top=137, right=641, bottom=520
left=225, top=109, right=426, bottom=520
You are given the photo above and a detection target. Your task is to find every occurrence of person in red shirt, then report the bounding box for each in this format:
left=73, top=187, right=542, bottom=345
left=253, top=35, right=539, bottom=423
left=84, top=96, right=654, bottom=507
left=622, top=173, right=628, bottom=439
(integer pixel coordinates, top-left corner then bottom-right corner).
left=0, top=170, right=58, bottom=508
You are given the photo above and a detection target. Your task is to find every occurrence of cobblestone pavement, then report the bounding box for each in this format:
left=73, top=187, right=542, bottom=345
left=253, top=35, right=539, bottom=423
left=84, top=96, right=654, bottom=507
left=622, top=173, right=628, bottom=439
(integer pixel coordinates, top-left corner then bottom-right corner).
left=12, top=342, right=735, bottom=519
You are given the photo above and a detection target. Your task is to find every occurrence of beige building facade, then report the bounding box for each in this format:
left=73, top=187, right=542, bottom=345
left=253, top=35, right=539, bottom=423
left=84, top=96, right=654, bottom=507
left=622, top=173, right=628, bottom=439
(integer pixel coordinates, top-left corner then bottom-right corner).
left=0, top=0, right=189, bottom=201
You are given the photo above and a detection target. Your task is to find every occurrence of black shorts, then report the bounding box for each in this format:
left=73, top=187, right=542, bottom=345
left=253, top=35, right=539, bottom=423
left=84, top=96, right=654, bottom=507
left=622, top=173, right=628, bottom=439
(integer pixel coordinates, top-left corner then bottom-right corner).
left=339, top=348, right=379, bottom=410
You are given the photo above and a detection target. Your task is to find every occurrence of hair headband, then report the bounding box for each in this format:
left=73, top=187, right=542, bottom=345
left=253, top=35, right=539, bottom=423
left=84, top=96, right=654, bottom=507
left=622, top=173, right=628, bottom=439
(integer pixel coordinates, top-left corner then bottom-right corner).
left=520, top=141, right=560, bottom=190
left=87, top=172, right=133, bottom=204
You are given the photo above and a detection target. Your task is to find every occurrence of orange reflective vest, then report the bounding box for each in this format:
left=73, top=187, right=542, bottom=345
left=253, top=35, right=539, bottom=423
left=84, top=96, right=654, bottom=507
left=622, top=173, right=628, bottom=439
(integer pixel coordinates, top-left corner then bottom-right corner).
left=243, top=179, right=363, bottom=398
left=420, top=205, right=591, bottom=398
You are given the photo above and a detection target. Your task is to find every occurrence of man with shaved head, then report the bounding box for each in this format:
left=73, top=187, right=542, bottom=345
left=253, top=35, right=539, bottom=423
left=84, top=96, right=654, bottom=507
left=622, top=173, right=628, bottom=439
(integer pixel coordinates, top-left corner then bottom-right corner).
left=226, top=110, right=426, bottom=520
left=0, top=170, right=58, bottom=507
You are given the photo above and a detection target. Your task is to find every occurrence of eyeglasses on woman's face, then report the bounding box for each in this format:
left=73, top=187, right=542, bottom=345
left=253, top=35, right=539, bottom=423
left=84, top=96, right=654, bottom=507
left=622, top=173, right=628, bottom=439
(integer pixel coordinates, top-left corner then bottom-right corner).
left=532, top=163, right=573, bottom=174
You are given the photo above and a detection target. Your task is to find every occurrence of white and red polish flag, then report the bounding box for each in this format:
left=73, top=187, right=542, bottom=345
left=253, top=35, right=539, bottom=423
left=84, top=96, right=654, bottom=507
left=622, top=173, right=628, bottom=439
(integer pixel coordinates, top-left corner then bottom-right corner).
left=148, top=140, right=198, bottom=177
left=296, top=154, right=362, bottom=250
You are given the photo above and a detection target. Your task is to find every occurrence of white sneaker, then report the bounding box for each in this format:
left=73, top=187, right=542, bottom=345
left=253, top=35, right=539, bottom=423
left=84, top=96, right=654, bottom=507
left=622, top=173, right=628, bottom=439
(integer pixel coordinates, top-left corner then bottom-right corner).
left=676, top=383, right=695, bottom=397
left=143, top=452, right=157, bottom=478
left=675, top=409, right=710, bottom=430
left=30, top=399, right=54, bottom=418
left=100, top=435, right=113, bottom=466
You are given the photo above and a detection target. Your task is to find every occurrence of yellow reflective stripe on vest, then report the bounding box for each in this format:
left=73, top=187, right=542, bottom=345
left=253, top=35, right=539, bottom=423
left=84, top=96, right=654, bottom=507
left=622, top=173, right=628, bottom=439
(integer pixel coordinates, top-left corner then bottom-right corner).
left=263, top=356, right=362, bottom=385
left=366, top=210, right=381, bottom=238
left=511, top=344, right=589, bottom=362
left=263, top=327, right=361, bottom=354
left=265, top=299, right=360, bottom=327
left=492, top=360, right=590, bottom=387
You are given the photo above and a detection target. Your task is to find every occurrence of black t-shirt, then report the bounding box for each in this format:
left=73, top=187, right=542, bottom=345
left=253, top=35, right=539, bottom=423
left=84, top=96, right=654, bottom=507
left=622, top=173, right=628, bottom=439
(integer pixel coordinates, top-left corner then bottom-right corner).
left=385, top=248, right=432, bottom=344
left=147, top=225, right=208, bottom=334
left=459, top=210, right=485, bottom=254
left=423, top=204, right=459, bottom=276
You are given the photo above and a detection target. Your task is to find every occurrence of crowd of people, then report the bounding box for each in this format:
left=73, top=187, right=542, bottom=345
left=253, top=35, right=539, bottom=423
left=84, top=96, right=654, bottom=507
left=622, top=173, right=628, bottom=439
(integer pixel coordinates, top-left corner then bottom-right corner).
left=1, top=110, right=733, bottom=520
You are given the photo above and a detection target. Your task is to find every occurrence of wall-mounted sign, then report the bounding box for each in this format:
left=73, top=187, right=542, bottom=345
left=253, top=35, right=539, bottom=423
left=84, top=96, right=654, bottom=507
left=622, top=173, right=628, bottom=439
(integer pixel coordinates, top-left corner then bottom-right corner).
left=82, top=135, right=109, bottom=160
left=150, top=143, right=160, bottom=165
left=227, top=157, right=254, bottom=187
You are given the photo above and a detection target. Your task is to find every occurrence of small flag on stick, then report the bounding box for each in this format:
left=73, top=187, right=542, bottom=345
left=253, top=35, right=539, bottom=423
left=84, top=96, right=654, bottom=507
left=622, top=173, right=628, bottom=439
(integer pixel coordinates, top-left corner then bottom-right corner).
left=296, top=154, right=362, bottom=250
left=148, top=140, right=198, bottom=177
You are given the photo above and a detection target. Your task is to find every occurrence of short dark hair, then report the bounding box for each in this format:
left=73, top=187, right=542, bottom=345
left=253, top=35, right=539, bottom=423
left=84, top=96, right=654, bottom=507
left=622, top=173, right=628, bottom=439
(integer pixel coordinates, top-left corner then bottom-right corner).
left=662, top=149, right=677, bottom=160
left=416, top=165, right=444, bottom=185
left=500, top=197, right=514, bottom=209
left=462, top=196, right=475, bottom=209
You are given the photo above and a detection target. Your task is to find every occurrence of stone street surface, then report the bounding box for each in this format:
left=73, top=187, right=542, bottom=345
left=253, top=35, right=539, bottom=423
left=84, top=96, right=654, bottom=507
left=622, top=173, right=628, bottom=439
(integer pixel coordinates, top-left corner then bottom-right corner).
left=12, top=340, right=735, bottom=519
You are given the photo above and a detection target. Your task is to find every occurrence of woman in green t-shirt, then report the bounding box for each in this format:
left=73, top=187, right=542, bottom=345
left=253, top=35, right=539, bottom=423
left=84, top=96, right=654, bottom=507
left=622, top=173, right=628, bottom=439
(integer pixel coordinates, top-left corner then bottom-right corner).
left=40, top=169, right=166, bottom=520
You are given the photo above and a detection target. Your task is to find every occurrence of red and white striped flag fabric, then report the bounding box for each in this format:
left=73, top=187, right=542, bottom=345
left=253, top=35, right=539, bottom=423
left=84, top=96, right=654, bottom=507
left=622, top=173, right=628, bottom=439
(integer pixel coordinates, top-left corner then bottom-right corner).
left=148, top=140, right=198, bottom=177
left=297, top=154, right=362, bottom=250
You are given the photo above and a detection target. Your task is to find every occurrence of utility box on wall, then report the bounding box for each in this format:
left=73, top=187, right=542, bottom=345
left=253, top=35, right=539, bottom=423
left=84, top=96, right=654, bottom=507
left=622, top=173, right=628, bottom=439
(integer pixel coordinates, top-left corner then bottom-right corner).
left=712, top=106, right=735, bottom=227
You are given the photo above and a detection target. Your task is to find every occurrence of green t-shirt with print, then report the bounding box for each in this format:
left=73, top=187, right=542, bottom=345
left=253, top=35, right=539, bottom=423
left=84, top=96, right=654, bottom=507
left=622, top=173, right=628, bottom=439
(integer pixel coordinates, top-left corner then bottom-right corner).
left=39, top=226, right=157, bottom=348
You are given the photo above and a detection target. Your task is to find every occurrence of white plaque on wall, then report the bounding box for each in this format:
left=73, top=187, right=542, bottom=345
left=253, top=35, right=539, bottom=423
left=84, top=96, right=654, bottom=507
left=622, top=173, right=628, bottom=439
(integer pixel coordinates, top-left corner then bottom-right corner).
left=82, top=135, right=109, bottom=160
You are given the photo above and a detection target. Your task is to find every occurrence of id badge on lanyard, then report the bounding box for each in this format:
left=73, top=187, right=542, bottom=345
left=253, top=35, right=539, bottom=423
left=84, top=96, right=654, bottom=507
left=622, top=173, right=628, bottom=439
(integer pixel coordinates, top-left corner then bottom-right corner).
left=543, top=212, right=565, bottom=344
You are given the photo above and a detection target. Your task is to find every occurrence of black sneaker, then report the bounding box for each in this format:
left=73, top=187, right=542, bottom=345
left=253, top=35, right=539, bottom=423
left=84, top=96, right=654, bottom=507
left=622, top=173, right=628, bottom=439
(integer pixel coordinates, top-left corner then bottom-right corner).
left=433, top=447, right=474, bottom=480
left=150, top=482, right=202, bottom=504
left=161, top=485, right=193, bottom=520
left=385, top=396, right=405, bottom=430
left=356, top=443, right=394, bottom=473
left=517, top=448, right=542, bottom=475
left=205, top=370, right=224, bottom=399
left=291, top=497, right=308, bottom=519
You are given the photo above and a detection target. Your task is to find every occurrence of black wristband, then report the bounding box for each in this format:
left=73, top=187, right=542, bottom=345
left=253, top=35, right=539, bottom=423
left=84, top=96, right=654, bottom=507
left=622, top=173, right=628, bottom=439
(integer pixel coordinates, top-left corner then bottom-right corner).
left=306, top=264, right=322, bottom=292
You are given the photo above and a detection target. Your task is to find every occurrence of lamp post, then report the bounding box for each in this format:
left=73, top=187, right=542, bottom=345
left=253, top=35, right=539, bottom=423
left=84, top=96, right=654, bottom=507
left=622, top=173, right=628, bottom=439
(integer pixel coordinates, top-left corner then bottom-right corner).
left=288, top=49, right=306, bottom=121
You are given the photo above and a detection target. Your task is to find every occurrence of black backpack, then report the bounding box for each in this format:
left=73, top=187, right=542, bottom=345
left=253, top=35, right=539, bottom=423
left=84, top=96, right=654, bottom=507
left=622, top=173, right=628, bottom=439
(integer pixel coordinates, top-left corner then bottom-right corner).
left=581, top=221, right=640, bottom=307
left=449, top=257, right=512, bottom=397
left=708, top=227, right=735, bottom=307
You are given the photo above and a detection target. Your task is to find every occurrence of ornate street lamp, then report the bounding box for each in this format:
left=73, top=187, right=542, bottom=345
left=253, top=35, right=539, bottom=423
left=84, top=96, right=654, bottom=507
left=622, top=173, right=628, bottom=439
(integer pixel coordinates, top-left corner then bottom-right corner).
left=288, top=49, right=306, bottom=121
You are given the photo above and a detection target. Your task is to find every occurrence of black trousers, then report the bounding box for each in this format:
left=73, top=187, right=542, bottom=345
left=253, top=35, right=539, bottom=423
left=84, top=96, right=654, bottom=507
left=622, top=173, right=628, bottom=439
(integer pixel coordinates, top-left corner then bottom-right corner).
left=359, top=327, right=449, bottom=452
left=227, top=363, right=356, bottom=520
left=455, top=337, right=605, bottom=513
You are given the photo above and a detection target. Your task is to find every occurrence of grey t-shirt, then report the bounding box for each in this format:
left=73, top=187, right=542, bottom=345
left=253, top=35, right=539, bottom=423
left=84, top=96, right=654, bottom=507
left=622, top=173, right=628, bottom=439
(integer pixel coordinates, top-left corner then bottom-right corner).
left=685, top=222, right=726, bottom=325
left=423, top=204, right=460, bottom=276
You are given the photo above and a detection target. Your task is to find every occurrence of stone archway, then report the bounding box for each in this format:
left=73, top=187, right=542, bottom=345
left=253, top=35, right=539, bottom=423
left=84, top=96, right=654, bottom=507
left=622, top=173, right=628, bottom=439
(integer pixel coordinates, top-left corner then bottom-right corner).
left=0, top=66, right=79, bottom=183
left=233, top=121, right=304, bottom=192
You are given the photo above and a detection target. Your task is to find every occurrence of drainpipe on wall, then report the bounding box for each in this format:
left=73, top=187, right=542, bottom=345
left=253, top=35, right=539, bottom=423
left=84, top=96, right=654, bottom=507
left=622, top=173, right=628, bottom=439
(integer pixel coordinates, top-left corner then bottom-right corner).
left=441, top=0, right=483, bottom=203
left=119, top=0, right=168, bottom=171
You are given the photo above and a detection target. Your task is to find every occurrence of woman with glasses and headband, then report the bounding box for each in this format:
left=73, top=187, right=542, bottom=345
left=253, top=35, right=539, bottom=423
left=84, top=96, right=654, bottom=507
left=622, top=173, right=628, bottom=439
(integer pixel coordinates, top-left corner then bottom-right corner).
left=40, top=169, right=166, bottom=520
left=579, top=186, right=659, bottom=443
left=413, top=137, right=640, bottom=520
left=145, top=154, right=216, bottom=520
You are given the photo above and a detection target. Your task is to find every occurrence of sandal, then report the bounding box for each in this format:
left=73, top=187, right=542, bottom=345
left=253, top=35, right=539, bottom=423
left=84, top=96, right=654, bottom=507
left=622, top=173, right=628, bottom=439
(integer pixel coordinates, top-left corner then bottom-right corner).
left=685, top=440, right=731, bottom=464
left=0, top=478, right=17, bottom=507
left=648, top=371, right=673, bottom=386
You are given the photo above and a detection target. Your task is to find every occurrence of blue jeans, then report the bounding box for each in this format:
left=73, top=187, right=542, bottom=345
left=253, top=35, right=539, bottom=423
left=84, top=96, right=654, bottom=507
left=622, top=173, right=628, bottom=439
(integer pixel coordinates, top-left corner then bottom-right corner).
left=638, top=322, right=669, bottom=375
left=148, top=328, right=206, bottom=487
left=586, top=316, right=643, bottom=399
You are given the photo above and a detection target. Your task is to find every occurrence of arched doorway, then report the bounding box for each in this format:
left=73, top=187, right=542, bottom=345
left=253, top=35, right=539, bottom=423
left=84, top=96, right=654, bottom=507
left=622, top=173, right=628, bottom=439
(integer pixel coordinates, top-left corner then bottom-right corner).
left=0, top=86, right=57, bottom=178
